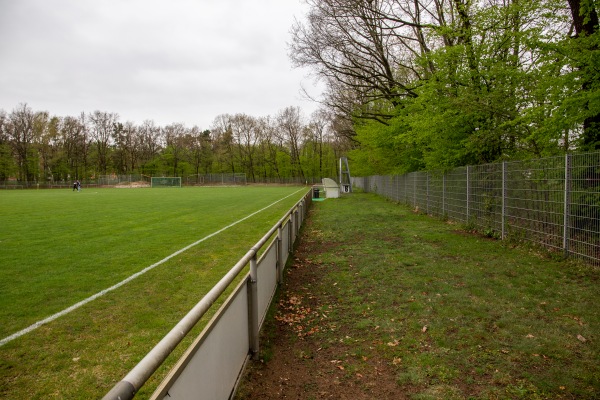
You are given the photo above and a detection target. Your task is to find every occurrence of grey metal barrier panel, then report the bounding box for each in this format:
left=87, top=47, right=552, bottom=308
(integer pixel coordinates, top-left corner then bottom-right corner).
left=281, top=220, right=290, bottom=267
left=291, top=211, right=298, bottom=245
left=103, top=189, right=312, bottom=400
left=151, top=277, right=251, bottom=400
left=257, top=240, right=278, bottom=329
left=150, top=195, right=309, bottom=400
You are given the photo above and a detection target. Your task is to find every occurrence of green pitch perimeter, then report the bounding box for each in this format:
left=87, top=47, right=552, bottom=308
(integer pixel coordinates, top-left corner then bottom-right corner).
left=0, top=185, right=307, bottom=398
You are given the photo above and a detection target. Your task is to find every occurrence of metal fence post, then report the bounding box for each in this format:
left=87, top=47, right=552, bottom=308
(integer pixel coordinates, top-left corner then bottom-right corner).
left=404, top=175, right=407, bottom=204
left=563, top=154, right=571, bottom=258
left=443, top=173, right=446, bottom=217
left=426, top=172, right=430, bottom=214
left=277, top=225, right=284, bottom=284
left=502, top=161, right=506, bottom=239
left=294, top=208, right=300, bottom=242
left=288, top=215, right=293, bottom=252
left=248, top=254, right=259, bottom=360
left=466, top=166, right=471, bottom=223
left=413, top=174, right=416, bottom=207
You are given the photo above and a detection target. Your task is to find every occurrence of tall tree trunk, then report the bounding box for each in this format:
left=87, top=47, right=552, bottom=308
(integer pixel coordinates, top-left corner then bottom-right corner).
left=567, top=0, right=600, bottom=149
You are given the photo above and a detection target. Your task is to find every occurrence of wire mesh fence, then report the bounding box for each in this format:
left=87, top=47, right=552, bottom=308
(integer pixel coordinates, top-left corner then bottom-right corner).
left=353, top=151, right=600, bottom=266
left=0, top=173, right=334, bottom=189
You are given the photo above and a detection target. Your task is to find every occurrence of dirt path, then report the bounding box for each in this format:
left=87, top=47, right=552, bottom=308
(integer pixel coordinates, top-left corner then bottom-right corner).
left=235, top=194, right=600, bottom=400
left=235, top=215, right=407, bottom=399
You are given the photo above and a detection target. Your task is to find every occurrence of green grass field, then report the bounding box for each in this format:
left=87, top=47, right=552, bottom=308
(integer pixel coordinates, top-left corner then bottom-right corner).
left=0, top=186, right=307, bottom=399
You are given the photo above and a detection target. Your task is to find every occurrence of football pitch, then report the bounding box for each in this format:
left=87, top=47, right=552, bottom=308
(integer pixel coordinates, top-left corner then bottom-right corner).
left=0, top=185, right=307, bottom=398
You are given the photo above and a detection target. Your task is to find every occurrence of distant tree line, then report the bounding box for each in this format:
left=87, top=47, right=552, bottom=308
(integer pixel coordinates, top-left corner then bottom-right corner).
left=0, top=104, right=352, bottom=184
left=290, top=0, right=600, bottom=175
left=4, top=1, right=598, bottom=183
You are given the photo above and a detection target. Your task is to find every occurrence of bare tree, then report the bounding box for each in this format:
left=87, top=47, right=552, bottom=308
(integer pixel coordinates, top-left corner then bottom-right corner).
left=306, top=109, right=331, bottom=179
left=138, top=120, right=163, bottom=171
left=187, top=126, right=212, bottom=178
left=5, top=104, right=37, bottom=181
left=37, top=115, right=61, bottom=183
left=89, top=111, right=118, bottom=174
left=163, top=123, right=188, bottom=176
left=0, top=110, right=11, bottom=180
left=290, top=0, right=436, bottom=122
left=277, top=106, right=306, bottom=180
left=211, top=114, right=237, bottom=173
left=230, top=114, right=260, bottom=182
left=60, top=115, right=88, bottom=180
left=112, top=121, right=139, bottom=174
left=256, top=116, right=284, bottom=181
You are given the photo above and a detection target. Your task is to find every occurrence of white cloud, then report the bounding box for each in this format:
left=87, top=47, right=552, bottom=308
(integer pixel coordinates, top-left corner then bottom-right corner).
left=0, top=0, right=321, bottom=128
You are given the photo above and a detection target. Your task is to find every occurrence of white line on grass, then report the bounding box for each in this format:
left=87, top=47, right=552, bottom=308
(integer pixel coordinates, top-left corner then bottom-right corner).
left=0, top=189, right=305, bottom=347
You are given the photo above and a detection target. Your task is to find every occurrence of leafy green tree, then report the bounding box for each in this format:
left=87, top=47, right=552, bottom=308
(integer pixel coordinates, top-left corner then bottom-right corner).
left=292, top=0, right=599, bottom=173
left=566, top=0, right=600, bottom=149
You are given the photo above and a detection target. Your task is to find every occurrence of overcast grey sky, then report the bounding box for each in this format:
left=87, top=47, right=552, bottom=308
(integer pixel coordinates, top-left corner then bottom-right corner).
left=0, top=0, right=321, bottom=128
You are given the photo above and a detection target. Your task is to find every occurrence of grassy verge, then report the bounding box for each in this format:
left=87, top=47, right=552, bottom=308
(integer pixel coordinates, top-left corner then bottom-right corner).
left=238, top=192, right=599, bottom=399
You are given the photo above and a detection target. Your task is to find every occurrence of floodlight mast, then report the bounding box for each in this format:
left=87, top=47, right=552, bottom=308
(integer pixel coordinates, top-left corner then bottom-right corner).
left=339, top=157, right=352, bottom=193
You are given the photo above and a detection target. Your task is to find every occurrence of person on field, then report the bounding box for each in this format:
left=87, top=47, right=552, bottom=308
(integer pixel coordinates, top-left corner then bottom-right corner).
left=73, top=180, right=81, bottom=192
left=73, top=181, right=77, bottom=191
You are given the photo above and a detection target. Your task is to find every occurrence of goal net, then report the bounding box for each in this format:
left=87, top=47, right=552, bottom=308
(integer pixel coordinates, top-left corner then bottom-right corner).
left=151, top=177, right=182, bottom=188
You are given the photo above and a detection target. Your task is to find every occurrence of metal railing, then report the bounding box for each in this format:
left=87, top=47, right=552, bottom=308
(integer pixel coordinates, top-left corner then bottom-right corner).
left=103, top=189, right=311, bottom=400
left=353, top=152, right=600, bottom=266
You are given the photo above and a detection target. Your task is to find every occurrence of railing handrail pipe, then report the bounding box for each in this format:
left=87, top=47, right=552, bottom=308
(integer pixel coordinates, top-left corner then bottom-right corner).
left=103, top=191, right=309, bottom=400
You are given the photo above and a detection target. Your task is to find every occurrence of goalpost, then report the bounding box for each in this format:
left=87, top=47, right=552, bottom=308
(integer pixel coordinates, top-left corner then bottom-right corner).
left=151, top=177, right=182, bottom=188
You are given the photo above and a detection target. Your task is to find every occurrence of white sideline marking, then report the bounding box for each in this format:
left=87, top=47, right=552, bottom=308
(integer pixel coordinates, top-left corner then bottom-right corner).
left=0, top=189, right=304, bottom=347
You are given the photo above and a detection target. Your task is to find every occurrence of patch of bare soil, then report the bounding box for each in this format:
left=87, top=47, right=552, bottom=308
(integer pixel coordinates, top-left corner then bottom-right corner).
left=114, top=181, right=150, bottom=188
left=235, top=221, right=407, bottom=400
